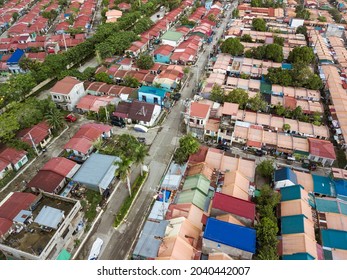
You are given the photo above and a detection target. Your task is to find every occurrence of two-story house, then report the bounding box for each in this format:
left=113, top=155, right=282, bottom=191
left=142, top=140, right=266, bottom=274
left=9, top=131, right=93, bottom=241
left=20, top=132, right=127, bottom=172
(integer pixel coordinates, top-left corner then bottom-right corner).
left=186, top=101, right=211, bottom=139
left=50, top=76, right=86, bottom=111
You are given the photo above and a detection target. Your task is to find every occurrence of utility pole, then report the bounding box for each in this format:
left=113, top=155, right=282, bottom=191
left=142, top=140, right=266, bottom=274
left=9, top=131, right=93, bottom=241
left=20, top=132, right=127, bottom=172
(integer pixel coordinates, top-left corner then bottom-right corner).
left=28, top=132, right=39, bottom=156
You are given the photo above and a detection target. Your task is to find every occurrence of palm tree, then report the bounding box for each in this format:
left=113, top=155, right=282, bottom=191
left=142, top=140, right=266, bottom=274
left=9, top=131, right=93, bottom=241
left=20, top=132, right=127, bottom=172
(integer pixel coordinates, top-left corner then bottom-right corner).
left=44, top=107, right=64, bottom=132
left=114, top=156, right=132, bottom=196
left=134, top=144, right=148, bottom=176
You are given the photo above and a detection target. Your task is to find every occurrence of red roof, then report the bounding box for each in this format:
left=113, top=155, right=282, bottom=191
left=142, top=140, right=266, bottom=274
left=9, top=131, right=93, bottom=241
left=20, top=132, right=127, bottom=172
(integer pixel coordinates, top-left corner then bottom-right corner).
left=188, top=145, right=208, bottom=165
left=246, top=140, right=262, bottom=148
left=154, top=44, right=174, bottom=56
left=0, top=217, right=13, bottom=236
left=64, top=137, right=93, bottom=154
left=190, top=102, right=210, bottom=118
left=211, top=192, right=256, bottom=223
left=17, top=121, right=50, bottom=146
left=27, top=170, right=65, bottom=193
left=50, top=76, right=82, bottom=95
left=0, top=147, right=27, bottom=165
left=41, top=157, right=78, bottom=177
left=308, top=138, right=336, bottom=160
left=0, top=192, right=37, bottom=220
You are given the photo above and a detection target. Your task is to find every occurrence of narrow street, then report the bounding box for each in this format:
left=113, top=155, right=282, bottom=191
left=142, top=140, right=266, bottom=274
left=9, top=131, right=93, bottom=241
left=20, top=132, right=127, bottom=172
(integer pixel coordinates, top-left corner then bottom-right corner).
left=74, top=7, right=234, bottom=260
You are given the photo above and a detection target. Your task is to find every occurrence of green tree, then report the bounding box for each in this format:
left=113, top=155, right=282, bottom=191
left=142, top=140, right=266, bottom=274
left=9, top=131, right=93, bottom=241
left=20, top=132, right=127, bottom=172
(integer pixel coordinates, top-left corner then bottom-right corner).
left=240, top=34, right=253, bottom=43
left=0, top=113, right=20, bottom=142
left=318, top=16, right=327, bottom=22
left=122, top=75, right=140, bottom=88
left=288, top=46, right=315, bottom=65
left=306, top=74, right=323, bottom=90
left=220, top=38, right=244, bottom=56
left=256, top=160, right=274, bottom=178
left=255, top=217, right=279, bottom=260
left=329, top=8, right=342, bottom=23
left=265, top=44, right=283, bottom=62
left=136, top=54, right=154, bottom=70
left=95, top=72, right=114, bottom=84
left=296, top=25, right=307, bottom=37
left=114, top=156, right=132, bottom=196
left=174, top=134, right=200, bottom=165
left=252, top=18, right=266, bottom=32
left=209, top=84, right=225, bottom=103
left=44, top=106, right=65, bottom=132
left=207, top=14, right=216, bottom=22
left=295, top=5, right=310, bottom=19
left=282, top=123, right=290, bottom=131
left=251, top=0, right=262, bottom=7
left=12, top=12, right=19, bottom=21
left=256, top=184, right=280, bottom=210
left=273, top=35, right=284, bottom=46
left=232, top=9, right=239, bottom=19
left=133, top=144, right=149, bottom=176
left=247, top=93, right=267, bottom=112
left=225, top=88, right=249, bottom=109
left=292, top=106, right=303, bottom=120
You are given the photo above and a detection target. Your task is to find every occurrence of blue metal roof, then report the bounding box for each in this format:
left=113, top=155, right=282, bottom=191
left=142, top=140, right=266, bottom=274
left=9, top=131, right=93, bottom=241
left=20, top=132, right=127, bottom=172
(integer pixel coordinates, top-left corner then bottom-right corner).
left=73, top=153, right=120, bottom=190
left=132, top=220, right=169, bottom=259
left=139, top=86, right=167, bottom=98
left=282, top=253, right=315, bottom=260
left=203, top=218, right=256, bottom=253
left=274, top=167, right=297, bottom=184
left=315, top=197, right=339, bottom=213
left=7, top=49, right=24, bottom=65
left=321, top=229, right=347, bottom=250
left=334, top=179, right=347, bottom=197
left=312, top=175, right=335, bottom=197
left=280, top=185, right=304, bottom=201
left=281, top=215, right=305, bottom=235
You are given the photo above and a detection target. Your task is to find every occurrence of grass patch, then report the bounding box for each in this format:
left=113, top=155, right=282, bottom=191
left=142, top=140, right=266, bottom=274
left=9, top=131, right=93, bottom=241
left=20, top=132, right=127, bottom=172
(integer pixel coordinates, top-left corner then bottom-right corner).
left=83, top=190, right=102, bottom=223
left=0, top=170, right=15, bottom=190
left=156, top=111, right=168, bottom=126
left=113, top=172, right=148, bottom=227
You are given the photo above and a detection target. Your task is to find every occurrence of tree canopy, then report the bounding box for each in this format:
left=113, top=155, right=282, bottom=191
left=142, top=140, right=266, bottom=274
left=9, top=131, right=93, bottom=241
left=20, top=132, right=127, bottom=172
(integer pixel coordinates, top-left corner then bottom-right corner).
left=136, top=54, right=154, bottom=70
left=225, top=88, right=249, bottom=109
left=256, top=160, right=274, bottom=179
left=287, top=46, right=315, bottom=65
left=247, top=93, right=267, bottom=112
left=296, top=25, right=307, bottom=37
left=295, top=5, right=310, bottom=19
left=244, top=44, right=283, bottom=63
left=252, top=18, right=266, bottom=32
left=174, top=134, right=200, bottom=165
left=220, top=38, right=244, bottom=56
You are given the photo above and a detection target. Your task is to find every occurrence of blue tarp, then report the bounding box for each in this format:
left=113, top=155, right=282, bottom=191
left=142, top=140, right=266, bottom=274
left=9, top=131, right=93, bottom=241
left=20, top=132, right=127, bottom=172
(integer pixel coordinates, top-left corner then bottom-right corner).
left=158, top=190, right=171, bottom=202
left=282, top=63, right=292, bottom=70
left=203, top=218, right=256, bottom=253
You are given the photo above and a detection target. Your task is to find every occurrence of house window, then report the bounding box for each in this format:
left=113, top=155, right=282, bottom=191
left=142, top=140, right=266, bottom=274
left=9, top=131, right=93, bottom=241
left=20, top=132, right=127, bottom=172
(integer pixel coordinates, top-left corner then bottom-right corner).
left=154, top=97, right=158, bottom=104
left=206, top=130, right=211, bottom=134
left=53, top=95, right=59, bottom=100
left=142, top=95, right=147, bottom=102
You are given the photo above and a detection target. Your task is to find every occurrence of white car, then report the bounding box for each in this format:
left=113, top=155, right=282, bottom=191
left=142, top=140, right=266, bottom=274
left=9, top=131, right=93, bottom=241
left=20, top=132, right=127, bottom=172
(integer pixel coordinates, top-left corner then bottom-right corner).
left=88, top=238, right=103, bottom=260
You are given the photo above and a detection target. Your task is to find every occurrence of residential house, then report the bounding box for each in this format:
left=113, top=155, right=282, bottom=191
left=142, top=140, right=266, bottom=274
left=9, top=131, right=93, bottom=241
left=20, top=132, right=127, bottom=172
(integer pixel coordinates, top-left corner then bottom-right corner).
left=221, top=171, right=252, bottom=201
left=186, top=102, right=211, bottom=139
left=321, top=229, right=347, bottom=260
left=161, top=30, right=184, bottom=47
left=50, top=76, right=86, bottom=111
left=154, top=45, right=174, bottom=64
left=308, top=138, right=336, bottom=167
left=0, top=192, right=82, bottom=260
left=76, top=95, right=117, bottom=113
left=105, top=9, right=122, bottom=23
left=6, top=48, right=25, bottom=73
left=72, top=153, right=120, bottom=194
left=166, top=203, right=205, bottom=230
left=64, top=123, right=112, bottom=161
left=274, top=167, right=298, bottom=190
left=17, top=121, right=52, bottom=150
left=281, top=233, right=318, bottom=260
left=132, top=220, right=169, bottom=260
left=138, top=86, right=168, bottom=107
left=153, top=67, right=184, bottom=91
left=0, top=147, right=28, bottom=179
left=202, top=218, right=256, bottom=260
left=209, top=192, right=256, bottom=227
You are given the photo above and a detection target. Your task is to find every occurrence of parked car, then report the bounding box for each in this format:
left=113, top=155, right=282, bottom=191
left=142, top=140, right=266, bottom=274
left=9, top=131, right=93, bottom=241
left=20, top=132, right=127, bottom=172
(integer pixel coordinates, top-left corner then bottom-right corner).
left=65, top=113, right=77, bottom=122
left=255, top=150, right=265, bottom=156
left=110, top=116, right=126, bottom=128
left=137, top=137, right=146, bottom=144
left=172, top=93, right=181, bottom=101
left=302, top=159, right=317, bottom=171
left=216, top=144, right=230, bottom=151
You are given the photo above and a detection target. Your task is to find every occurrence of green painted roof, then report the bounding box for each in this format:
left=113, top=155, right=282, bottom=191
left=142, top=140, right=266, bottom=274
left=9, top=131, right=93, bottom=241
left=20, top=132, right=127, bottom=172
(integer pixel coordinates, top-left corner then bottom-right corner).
left=260, top=81, right=272, bottom=94
left=182, top=174, right=210, bottom=195
left=176, top=189, right=208, bottom=210
left=56, top=249, right=71, bottom=260
left=315, top=197, right=339, bottom=214
left=312, top=174, right=335, bottom=196
left=322, top=229, right=347, bottom=250
left=162, top=31, right=183, bottom=42
left=281, top=215, right=305, bottom=234
left=280, top=185, right=304, bottom=201
left=282, top=253, right=315, bottom=260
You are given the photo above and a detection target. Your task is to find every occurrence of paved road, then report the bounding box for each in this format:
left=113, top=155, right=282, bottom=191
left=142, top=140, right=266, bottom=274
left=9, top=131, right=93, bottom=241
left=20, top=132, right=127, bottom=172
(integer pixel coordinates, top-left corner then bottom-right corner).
left=75, top=7, right=234, bottom=261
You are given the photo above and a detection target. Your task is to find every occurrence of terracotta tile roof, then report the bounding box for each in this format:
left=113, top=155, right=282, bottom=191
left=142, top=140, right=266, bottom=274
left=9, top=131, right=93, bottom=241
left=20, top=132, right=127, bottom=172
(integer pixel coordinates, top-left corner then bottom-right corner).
left=188, top=145, right=209, bottom=165
left=308, top=138, right=336, bottom=160
left=50, top=76, right=82, bottom=95
left=0, top=217, right=13, bottom=236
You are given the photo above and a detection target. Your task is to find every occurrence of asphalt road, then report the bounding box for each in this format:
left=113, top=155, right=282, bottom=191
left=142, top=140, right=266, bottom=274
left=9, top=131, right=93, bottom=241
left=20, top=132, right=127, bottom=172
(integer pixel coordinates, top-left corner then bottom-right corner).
left=77, top=7, right=234, bottom=261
